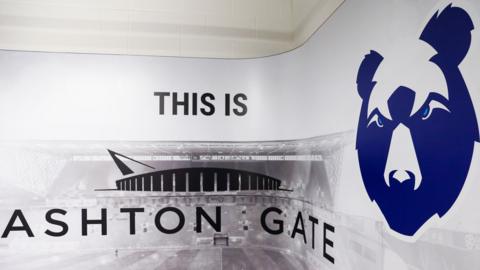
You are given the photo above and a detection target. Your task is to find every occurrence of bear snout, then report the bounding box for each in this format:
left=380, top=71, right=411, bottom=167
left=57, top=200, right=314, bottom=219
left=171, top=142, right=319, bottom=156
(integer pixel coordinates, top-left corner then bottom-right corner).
left=384, top=124, right=423, bottom=190
left=387, top=170, right=419, bottom=190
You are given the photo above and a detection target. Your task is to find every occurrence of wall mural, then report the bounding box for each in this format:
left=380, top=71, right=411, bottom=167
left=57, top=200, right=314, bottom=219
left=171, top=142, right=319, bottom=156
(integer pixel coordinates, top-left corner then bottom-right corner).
left=0, top=1, right=478, bottom=269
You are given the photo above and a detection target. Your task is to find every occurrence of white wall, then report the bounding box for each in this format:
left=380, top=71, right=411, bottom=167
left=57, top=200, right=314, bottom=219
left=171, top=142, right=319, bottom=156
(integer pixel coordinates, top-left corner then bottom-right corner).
left=0, top=1, right=479, bottom=269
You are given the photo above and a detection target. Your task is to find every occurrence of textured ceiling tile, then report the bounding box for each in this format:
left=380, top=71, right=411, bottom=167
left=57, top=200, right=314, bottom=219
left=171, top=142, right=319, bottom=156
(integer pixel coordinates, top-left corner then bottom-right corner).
left=0, top=0, right=344, bottom=58
left=184, top=0, right=232, bottom=15
left=133, top=0, right=183, bottom=12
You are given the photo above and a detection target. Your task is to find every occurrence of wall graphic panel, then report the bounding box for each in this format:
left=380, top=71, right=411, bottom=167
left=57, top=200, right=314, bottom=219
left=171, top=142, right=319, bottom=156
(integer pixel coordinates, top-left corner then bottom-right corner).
left=0, top=0, right=479, bottom=269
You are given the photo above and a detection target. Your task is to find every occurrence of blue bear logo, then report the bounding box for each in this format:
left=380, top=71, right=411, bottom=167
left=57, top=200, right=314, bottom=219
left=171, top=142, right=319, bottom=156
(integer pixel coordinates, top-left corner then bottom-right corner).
left=356, top=4, right=479, bottom=236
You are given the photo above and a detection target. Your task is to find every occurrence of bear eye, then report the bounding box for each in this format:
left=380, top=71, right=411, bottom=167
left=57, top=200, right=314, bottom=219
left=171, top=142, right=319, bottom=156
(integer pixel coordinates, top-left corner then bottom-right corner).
left=421, top=106, right=430, bottom=118
left=420, top=100, right=450, bottom=120
left=368, top=113, right=384, bottom=128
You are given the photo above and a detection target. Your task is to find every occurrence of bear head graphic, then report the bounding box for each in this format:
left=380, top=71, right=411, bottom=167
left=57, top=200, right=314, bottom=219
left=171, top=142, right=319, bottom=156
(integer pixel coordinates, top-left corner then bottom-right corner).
left=356, top=4, right=479, bottom=236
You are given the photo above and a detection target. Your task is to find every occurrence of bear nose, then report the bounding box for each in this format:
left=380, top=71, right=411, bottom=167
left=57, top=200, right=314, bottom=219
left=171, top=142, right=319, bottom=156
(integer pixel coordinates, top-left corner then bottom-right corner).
left=388, top=170, right=418, bottom=189
left=384, top=123, right=422, bottom=190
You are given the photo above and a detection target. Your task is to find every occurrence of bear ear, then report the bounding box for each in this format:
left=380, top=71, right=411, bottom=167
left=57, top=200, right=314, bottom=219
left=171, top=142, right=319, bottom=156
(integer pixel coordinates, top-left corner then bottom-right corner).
left=357, top=50, right=383, bottom=100
left=420, top=4, right=474, bottom=66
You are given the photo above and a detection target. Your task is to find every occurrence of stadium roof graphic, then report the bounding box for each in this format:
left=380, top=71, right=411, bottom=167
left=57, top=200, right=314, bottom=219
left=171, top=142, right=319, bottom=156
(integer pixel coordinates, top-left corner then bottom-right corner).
left=106, top=149, right=292, bottom=192
left=108, top=149, right=155, bottom=175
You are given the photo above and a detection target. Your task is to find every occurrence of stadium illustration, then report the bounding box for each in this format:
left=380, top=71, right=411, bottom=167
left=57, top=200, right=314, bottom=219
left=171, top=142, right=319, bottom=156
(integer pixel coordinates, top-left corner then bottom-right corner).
left=107, top=149, right=291, bottom=193
left=0, top=132, right=477, bottom=270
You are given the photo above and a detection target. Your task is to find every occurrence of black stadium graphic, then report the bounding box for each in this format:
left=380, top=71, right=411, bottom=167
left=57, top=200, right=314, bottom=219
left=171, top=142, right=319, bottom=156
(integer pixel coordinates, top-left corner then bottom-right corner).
left=106, top=150, right=292, bottom=193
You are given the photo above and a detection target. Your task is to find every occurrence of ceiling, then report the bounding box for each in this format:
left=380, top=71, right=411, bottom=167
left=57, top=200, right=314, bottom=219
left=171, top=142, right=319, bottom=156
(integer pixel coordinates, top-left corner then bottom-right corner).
left=0, top=0, right=343, bottom=58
